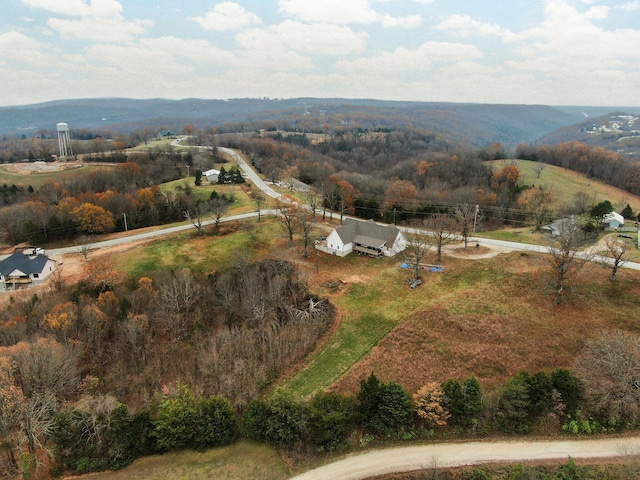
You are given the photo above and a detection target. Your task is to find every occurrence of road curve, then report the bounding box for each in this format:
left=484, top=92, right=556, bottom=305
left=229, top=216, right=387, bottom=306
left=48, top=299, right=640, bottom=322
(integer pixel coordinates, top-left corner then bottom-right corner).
left=290, top=437, right=640, bottom=480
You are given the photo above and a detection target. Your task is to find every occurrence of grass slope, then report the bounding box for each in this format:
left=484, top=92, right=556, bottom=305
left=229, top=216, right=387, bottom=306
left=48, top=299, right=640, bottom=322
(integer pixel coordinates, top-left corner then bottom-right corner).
left=62, top=441, right=289, bottom=480
left=490, top=159, right=640, bottom=212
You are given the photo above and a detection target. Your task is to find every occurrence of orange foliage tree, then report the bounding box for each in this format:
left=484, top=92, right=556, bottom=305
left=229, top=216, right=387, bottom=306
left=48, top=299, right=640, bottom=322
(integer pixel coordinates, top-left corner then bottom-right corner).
left=71, top=202, right=115, bottom=234
left=382, top=179, right=418, bottom=212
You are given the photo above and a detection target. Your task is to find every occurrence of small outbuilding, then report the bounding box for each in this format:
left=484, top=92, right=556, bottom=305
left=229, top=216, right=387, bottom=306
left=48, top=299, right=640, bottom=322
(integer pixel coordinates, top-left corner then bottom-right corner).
left=603, top=211, right=624, bottom=229
left=203, top=168, right=221, bottom=183
left=0, top=252, right=57, bottom=291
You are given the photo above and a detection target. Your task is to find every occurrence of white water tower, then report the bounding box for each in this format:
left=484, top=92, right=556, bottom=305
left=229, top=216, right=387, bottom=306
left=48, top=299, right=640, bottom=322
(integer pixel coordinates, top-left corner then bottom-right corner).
left=57, top=122, right=73, bottom=159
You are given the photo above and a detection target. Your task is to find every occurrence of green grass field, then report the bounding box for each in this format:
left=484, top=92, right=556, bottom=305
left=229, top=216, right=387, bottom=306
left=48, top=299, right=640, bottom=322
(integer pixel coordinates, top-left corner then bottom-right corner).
left=65, top=441, right=290, bottom=480
left=490, top=159, right=640, bottom=213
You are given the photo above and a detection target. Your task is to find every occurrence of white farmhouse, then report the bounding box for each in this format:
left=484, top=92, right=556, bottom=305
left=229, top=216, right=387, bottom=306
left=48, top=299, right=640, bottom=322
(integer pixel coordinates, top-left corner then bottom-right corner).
left=316, top=218, right=407, bottom=258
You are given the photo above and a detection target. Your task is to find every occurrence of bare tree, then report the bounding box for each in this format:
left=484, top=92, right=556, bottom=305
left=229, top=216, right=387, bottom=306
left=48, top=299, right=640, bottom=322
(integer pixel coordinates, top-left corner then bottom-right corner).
left=574, top=330, right=640, bottom=425
left=601, top=236, right=628, bottom=282
left=183, top=199, right=210, bottom=235
left=76, top=235, right=92, bottom=262
left=210, top=197, right=229, bottom=226
left=304, top=190, right=320, bottom=221
left=452, top=204, right=478, bottom=249
left=546, top=221, right=595, bottom=304
left=404, top=220, right=432, bottom=280
left=426, top=214, right=457, bottom=262
left=253, top=193, right=265, bottom=222
left=278, top=202, right=299, bottom=247
left=534, top=163, right=546, bottom=178
left=296, top=209, right=315, bottom=259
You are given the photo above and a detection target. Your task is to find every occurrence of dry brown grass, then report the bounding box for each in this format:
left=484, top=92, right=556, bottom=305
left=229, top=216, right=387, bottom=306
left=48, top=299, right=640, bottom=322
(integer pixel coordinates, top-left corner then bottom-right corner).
left=328, top=251, right=640, bottom=396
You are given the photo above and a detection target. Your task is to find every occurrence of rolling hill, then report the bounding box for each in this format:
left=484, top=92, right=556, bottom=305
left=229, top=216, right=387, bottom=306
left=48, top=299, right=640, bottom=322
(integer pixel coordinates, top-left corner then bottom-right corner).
left=0, top=97, right=585, bottom=148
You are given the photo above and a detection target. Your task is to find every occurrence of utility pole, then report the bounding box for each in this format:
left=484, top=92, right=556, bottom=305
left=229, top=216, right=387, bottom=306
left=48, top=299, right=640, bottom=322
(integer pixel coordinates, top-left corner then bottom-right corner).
left=123, top=213, right=128, bottom=233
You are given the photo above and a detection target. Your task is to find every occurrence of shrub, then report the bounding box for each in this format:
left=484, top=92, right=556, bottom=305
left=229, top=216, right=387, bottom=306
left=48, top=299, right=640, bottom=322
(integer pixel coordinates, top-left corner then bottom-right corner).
left=154, top=385, right=237, bottom=451
left=307, top=392, right=355, bottom=451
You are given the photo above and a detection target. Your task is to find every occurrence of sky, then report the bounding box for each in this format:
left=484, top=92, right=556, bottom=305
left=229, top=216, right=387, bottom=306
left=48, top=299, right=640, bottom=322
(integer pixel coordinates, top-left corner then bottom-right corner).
left=1, top=0, right=640, bottom=107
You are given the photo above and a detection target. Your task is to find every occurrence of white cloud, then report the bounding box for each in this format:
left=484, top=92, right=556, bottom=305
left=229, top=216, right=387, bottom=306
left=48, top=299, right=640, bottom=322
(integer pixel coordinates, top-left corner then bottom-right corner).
left=436, top=14, right=508, bottom=37
left=616, top=1, right=640, bottom=11
left=191, top=2, right=262, bottom=32
left=48, top=17, right=152, bottom=42
left=335, top=41, right=483, bottom=74
left=21, top=0, right=152, bottom=42
left=0, top=31, right=57, bottom=66
left=21, top=0, right=124, bottom=18
left=381, top=13, right=422, bottom=29
left=236, top=20, right=368, bottom=56
left=279, top=0, right=382, bottom=24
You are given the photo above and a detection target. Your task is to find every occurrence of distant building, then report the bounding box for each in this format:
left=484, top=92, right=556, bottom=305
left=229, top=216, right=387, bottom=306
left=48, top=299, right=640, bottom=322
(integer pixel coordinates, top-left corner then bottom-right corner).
left=0, top=251, right=57, bottom=291
left=203, top=168, right=220, bottom=183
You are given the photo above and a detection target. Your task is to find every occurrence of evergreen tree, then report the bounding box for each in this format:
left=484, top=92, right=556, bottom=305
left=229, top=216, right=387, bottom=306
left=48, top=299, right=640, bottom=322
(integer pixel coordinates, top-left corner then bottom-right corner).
left=551, top=368, right=583, bottom=416
left=442, top=379, right=465, bottom=425
left=307, top=392, right=355, bottom=451
left=462, top=377, right=483, bottom=426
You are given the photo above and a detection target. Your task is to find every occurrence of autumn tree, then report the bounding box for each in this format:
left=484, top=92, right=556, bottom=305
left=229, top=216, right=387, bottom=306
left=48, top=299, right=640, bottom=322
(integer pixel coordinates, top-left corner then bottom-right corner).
left=517, top=186, right=557, bottom=231
left=0, top=356, right=25, bottom=476
left=382, top=179, right=418, bottom=214
left=329, top=175, right=360, bottom=224
left=81, top=256, right=124, bottom=294
left=413, top=382, right=450, bottom=428
left=71, top=202, right=115, bottom=235
left=574, top=330, right=640, bottom=426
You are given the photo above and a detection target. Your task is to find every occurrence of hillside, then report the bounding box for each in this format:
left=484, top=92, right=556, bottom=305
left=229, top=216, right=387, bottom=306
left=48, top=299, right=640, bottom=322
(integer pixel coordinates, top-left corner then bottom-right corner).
left=490, top=159, right=640, bottom=213
left=0, top=97, right=582, bottom=147
left=536, top=111, right=640, bottom=158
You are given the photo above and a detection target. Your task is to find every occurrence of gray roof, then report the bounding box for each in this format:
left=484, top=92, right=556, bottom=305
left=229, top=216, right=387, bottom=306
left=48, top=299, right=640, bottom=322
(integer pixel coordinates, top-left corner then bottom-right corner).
left=335, top=219, right=400, bottom=247
left=0, top=252, right=49, bottom=276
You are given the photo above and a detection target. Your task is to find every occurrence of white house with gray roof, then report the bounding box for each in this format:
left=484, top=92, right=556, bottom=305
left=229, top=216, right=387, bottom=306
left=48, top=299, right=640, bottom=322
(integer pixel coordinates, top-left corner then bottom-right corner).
left=316, top=218, right=407, bottom=257
left=0, top=252, right=57, bottom=291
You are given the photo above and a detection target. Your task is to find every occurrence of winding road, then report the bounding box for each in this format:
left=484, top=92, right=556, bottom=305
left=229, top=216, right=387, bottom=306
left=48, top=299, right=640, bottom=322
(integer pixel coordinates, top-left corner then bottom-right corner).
left=290, top=437, right=640, bottom=479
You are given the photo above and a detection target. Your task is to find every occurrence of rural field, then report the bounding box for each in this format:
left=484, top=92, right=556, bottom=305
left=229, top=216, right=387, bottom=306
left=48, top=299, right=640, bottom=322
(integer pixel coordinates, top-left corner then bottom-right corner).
left=490, top=159, right=640, bottom=213
left=58, top=211, right=640, bottom=480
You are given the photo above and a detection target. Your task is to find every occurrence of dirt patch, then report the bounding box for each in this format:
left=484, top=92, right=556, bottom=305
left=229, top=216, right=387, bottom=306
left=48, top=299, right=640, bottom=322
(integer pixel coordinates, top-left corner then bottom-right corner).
left=2, top=161, right=84, bottom=175
left=444, top=243, right=513, bottom=259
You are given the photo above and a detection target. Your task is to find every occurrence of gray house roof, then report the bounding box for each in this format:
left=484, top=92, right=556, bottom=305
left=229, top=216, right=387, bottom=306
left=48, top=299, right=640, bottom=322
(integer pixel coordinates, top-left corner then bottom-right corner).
left=335, top=219, right=401, bottom=248
left=0, top=252, right=50, bottom=276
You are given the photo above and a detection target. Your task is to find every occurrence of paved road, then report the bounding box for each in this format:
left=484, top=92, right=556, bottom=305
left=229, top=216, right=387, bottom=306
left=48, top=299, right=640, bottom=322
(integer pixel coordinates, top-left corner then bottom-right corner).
left=290, top=437, right=640, bottom=479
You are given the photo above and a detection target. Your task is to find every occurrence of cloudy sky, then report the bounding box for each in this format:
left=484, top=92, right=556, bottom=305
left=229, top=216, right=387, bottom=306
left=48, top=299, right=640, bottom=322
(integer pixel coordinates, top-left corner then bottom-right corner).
left=1, top=0, right=639, bottom=107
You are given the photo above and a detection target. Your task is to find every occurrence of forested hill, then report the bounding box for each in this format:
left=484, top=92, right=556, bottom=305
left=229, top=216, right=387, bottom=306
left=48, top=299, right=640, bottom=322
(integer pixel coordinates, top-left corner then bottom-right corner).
left=1, top=97, right=583, bottom=147
left=535, top=111, right=640, bottom=158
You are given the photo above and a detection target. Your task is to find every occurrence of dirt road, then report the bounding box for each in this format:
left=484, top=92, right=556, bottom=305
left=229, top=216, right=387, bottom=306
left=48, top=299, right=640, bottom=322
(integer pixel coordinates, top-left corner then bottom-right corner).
left=290, top=437, right=640, bottom=479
